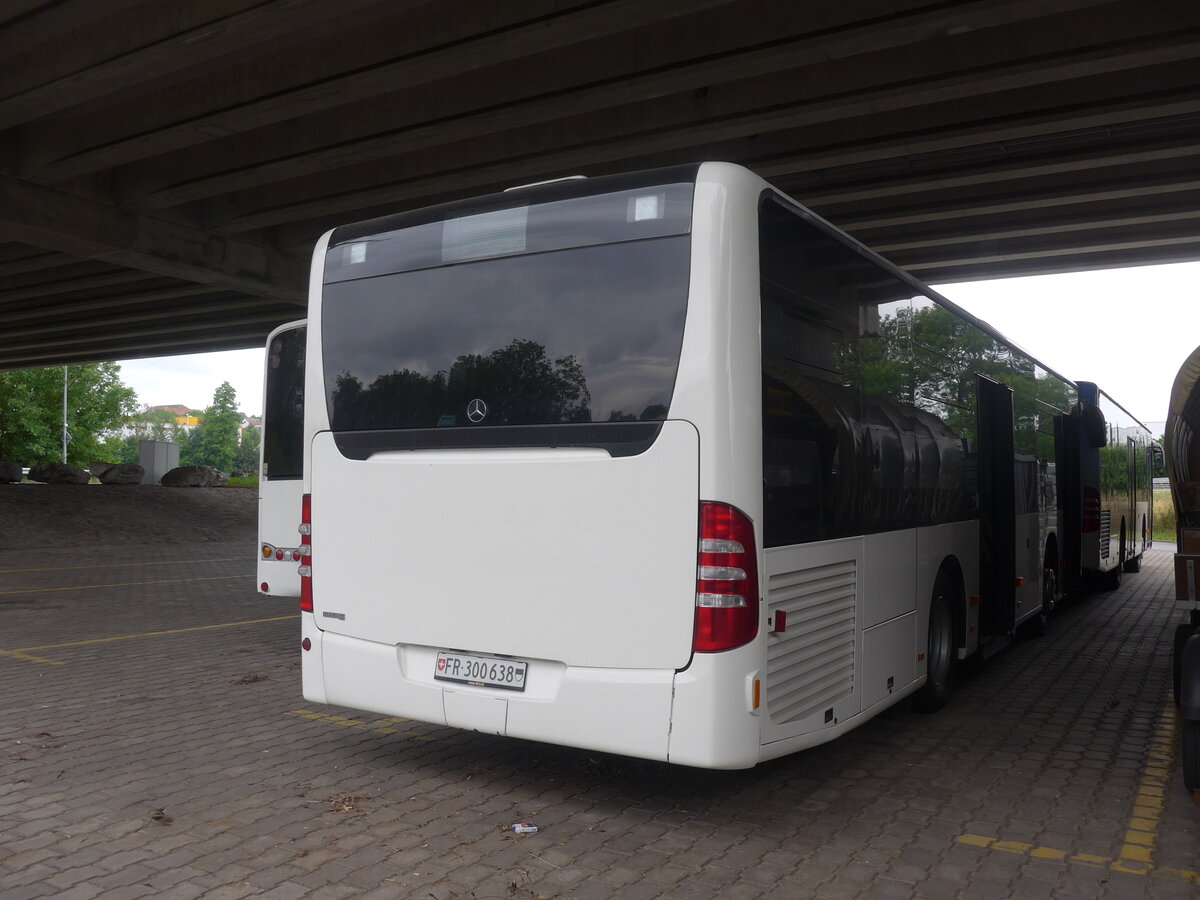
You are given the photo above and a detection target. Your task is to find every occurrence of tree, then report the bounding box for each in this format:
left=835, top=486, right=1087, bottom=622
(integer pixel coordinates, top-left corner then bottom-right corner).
left=192, top=381, right=242, bottom=472
left=0, top=363, right=138, bottom=466
left=233, top=423, right=261, bottom=473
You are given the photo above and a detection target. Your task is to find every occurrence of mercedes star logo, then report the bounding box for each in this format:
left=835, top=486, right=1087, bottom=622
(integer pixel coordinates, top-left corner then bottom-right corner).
left=467, top=398, right=488, bottom=423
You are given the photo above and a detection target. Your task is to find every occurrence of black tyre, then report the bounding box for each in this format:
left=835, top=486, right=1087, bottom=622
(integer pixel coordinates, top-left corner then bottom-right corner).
left=1104, top=562, right=1122, bottom=591
left=1175, top=623, right=1195, bottom=707
left=1123, top=554, right=1141, bottom=574
left=1184, top=720, right=1200, bottom=792
left=914, top=578, right=958, bottom=713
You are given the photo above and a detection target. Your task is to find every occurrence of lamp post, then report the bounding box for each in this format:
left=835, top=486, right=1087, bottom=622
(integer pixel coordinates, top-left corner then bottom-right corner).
left=61, top=365, right=68, bottom=463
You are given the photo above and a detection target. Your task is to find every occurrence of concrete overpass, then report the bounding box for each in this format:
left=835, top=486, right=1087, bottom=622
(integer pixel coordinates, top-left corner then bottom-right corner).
left=1, top=0, right=1198, bottom=368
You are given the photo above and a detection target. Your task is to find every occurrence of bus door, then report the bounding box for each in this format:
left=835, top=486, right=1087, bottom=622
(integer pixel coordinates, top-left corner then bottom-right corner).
left=1055, top=412, right=1082, bottom=596
left=257, top=320, right=306, bottom=597
left=978, top=375, right=1017, bottom=638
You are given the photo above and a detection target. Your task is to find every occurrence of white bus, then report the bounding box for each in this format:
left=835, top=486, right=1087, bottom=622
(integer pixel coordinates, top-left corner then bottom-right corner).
left=1075, top=383, right=1153, bottom=588
left=257, top=319, right=306, bottom=598
left=295, top=162, right=1098, bottom=768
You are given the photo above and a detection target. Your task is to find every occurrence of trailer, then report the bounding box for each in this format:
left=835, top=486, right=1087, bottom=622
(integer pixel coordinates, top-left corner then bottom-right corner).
left=1165, top=344, right=1200, bottom=792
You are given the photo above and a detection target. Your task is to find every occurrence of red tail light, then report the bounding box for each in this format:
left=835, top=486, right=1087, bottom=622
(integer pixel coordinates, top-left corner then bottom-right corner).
left=1082, top=487, right=1101, bottom=533
left=299, top=493, right=313, bottom=612
left=694, top=502, right=759, bottom=653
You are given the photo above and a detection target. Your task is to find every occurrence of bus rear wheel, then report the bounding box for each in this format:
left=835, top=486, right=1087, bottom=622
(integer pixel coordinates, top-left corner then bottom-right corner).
left=914, top=577, right=957, bottom=713
left=1104, top=562, right=1123, bottom=591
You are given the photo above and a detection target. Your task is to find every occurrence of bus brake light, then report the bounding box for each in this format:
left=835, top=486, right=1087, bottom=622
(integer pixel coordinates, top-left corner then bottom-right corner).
left=694, top=502, right=759, bottom=653
left=1082, top=487, right=1101, bottom=533
left=299, top=493, right=313, bottom=613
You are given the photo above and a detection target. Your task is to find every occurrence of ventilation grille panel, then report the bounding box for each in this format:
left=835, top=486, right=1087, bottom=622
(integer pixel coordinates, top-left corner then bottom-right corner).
left=766, top=559, right=856, bottom=725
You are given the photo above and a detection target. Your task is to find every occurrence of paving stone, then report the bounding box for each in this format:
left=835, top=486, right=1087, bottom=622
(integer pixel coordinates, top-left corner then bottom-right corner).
left=3, top=540, right=1199, bottom=899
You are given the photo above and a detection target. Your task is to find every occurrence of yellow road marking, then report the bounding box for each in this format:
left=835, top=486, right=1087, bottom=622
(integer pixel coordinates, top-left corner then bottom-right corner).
left=957, top=696, right=1199, bottom=885
left=0, top=615, right=298, bottom=665
left=0, top=574, right=249, bottom=596
left=1114, top=697, right=1178, bottom=872
left=287, top=709, right=439, bottom=741
left=957, top=835, right=1200, bottom=884
left=0, top=651, right=64, bottom=666
left=0, top=558, right=244, bottom=574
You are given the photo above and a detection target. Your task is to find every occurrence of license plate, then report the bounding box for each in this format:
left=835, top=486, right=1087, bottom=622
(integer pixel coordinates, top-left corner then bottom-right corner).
left=435, top=651, right=527, bottom=691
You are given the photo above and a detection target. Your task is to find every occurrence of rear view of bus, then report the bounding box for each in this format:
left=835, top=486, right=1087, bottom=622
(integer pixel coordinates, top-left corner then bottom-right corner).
left=299, top=162, right=1064, bottom=768
left=300, top=166, right=773, bottom=766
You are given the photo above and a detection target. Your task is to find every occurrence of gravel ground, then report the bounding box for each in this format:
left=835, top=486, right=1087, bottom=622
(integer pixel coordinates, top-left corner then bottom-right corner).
left=0, top=483, right=257, bottom=551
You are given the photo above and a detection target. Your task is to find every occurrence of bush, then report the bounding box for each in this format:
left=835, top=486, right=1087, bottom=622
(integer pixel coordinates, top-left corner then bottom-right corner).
left=226, top=475, right=259, bottom=488
left=1154, top=491, right=1176, bottom=540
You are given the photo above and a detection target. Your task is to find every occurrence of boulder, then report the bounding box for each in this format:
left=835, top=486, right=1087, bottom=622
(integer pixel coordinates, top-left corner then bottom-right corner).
left=161, top=465, right=229, bottom=487
left=27, top=462, right=90, bottom=484
left=90, top=462, right=145, bottom=485
left=0, top=461, right=22, bottom=483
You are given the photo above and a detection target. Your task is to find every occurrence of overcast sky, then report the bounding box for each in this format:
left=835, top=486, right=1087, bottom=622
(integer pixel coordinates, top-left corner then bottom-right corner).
left=114, top=260, right=1199, bottom=429
left=933, top=260, right=1199, bottom=429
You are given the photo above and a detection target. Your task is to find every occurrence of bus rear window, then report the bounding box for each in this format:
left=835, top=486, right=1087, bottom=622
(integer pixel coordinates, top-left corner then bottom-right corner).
left=321, top=236, right=690, bottom=436
left=262, top=326, right=305, bottom=479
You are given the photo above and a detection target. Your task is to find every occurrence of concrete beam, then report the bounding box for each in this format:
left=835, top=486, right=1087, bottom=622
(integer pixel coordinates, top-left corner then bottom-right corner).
left=24, top=0, right=737, bottom=180
left=125, top=0, right=1110, bottom=210
left=3, top=309, right=292, bottom=355
left=0, top=174, right=306, bottom=302
left=0, top=284, right=220, bottom=324
left=0, top=328, right=281, bottom=370
left=218, top=68, right=1200, bottom=234
left=0, top=0, right=407, bottom=129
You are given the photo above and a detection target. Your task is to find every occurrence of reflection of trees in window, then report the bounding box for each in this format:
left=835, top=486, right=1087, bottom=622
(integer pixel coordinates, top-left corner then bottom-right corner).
left=330, top=338, right=591, bottom=429
left=607, top=403, right=668, bottom=423
left=1099, top=443, right=1131, bottom=498
left=852, top=303, right=1073, bottom=457
left=264, top=328, right=305, bottom=477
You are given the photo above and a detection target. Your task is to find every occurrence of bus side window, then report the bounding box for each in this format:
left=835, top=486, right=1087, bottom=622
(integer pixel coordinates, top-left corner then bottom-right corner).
left=764, top=437, right=823, bottom=545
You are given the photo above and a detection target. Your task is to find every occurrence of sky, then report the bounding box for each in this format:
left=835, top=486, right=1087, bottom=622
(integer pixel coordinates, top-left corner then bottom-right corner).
left=932, top=260, right=1199, bottom=430
left=113, top=260, right=1200, bottom=429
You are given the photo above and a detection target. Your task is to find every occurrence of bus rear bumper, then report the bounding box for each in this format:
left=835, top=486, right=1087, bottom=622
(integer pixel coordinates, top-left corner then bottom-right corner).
left=308, top=629, right=676, bottom=762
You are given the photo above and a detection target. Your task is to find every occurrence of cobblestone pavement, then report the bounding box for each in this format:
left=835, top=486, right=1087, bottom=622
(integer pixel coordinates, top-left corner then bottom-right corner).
left=2, top=541, right=1198, bottom=899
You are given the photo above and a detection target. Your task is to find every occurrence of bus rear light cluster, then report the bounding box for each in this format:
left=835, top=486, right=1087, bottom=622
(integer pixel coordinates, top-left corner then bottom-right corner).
left=1082, top=486, right=1101, bottom=533
left=694, top=502, right=759, bottom=653
left=261, top=543, right=301, bottom=562
left=299, top=493, right=313, bottom=613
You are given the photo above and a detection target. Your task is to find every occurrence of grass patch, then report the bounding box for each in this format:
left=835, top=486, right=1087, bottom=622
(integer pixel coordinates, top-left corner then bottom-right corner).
left=226, top=475, right=259, bottom=488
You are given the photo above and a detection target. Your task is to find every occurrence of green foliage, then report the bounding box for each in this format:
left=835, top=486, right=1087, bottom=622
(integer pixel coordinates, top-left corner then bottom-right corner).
left=0, top=363, right=138, bottom=466
left=331, top=338, right=591, bottom=426
left=844, top=303, right=1075, bottom=450
left=104, top=433, right=141, bottom=465
left=192, top=382, right=242, bottom=472
left=1154, top=491, right=1176, bottom=540
left=233, top=423, right=261, bottom=473
left=226, top=475, right=260, bottom=488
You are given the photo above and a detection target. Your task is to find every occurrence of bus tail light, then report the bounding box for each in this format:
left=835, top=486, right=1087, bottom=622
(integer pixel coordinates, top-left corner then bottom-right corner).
left=299, top=493, right=313, bottom=612
left=1082, top=486, right=1101, bottom=533
left=694, top=502, right=759, bottom=653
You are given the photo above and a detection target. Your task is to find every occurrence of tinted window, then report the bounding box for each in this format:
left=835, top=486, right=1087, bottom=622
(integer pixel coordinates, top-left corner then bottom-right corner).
left=322, top=236, right=690, bottom=434
left=263, top=326, right=305, bottom=479
left=325, top=181, right=695, bottom=283
left=759, top=196, right=975, bottom=546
